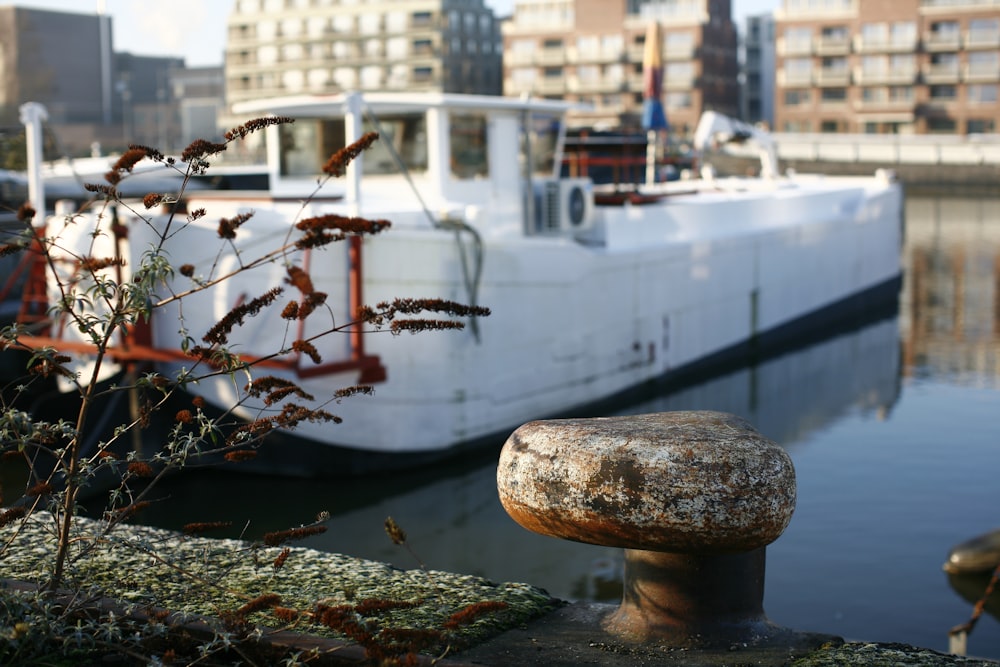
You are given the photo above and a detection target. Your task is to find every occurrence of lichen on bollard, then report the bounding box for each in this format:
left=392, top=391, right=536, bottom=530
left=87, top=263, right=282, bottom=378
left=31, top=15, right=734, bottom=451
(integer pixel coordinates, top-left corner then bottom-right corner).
left=497, top=410, right=801, bottom=647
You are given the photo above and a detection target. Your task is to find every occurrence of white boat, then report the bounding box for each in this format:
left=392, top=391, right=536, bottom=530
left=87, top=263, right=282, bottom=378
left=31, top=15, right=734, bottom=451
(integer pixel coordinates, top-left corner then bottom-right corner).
left=16, top=92, right=903, bottom=474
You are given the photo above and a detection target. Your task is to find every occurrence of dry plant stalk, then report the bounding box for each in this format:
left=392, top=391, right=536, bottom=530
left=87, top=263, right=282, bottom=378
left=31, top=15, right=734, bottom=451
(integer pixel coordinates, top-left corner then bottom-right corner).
left=0, top=117, right=492, bottom=664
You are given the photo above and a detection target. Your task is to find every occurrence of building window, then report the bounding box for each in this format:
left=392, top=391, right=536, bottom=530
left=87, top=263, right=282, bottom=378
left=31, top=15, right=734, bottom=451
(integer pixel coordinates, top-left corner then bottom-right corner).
left=307, top=16, right=327, bottom=37
left=929, top=85, right=957, bottom=100
left=785, top=57, right=813, bottom=77
left=821, top=25, right=848, bottom=40
left=820, top=120, right=840, bottom=132
left=889, top=54, right=915, bottom=72
left=258, top=45, right=278, bottom=65
left=360, top=65, right=382, bottom=88
left=332, top=15, right=353, bottom=33
left=968, top=51, right=999, bottom=77
left=412, top=39, right=433, bottom=56
left=413, top=66, right=434, bottom=83
left=577, top=35, right=599, bottom=55
left=889, top=86, right=913, bottom=103
left=450, top=114, right=489, bottom=179
left=967, top=119, right=995, bottom=134
left=307, top=68, right=328, bottom=90
left=821, top=88, right=847, bottom=102
left=666, top=91, right=692, bottom=108
left=280, top=18, right=301, bottom=37
left=890, top=21, right=915, bottom=47
left=388, top=64, right=408, bottom=88
left=782, top=120, right=811, bottom=132
left=665, top=62, right=694, bottom=82
left=930, top=21, right=959, bottom=37
left=927, top=117, right=956, bottom=133
left=282, top=70, right=304, bottom=91
left=386, top=37, right=407, bottom=59
left=968, top=84, right=998, bottom=103
left=860, top=22, right=887, bottom=47
left=412, top=11, right=433, bottom=27
left=511, top=68, right=536, bottom=86
left=861, top=55, right=886, bottom=77
left=543, top=38, right=564, bottom=49
left=665, top=32, right=693, bottom=53
left=258, top=21, right=277, bottom=40
left=333, top=67, right=356, bottom=89
left=784, top=89, right=810, bottom=105
left=385, top=12, right=407, bottom=32
left=862, top=87, right=887, bottom=103
left=359, top=14, right=381, bottom=35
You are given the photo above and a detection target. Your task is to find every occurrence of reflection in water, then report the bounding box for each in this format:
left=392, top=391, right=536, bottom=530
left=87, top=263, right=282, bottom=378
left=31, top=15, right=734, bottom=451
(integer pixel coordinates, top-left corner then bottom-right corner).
left=948, top=573, right=1000, bottom=626
left=133, top=308, right=904, bottom=605
left=902, top=196, right=1000, bottom=384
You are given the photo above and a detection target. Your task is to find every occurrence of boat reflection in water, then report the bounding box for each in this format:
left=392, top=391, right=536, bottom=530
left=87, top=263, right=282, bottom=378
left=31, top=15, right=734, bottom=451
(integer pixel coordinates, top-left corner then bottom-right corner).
left=132, top=306, right=902, bottom=604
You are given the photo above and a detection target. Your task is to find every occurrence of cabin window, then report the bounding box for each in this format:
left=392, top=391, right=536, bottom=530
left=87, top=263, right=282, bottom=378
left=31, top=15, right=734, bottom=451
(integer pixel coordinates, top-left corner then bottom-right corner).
left=450, top=114, right=489, bottom=179
left=361, top=114, right=428, bottom=175
left=524, top=114, right=561, bottom=176
left=278, top=114, right=428, bottom=178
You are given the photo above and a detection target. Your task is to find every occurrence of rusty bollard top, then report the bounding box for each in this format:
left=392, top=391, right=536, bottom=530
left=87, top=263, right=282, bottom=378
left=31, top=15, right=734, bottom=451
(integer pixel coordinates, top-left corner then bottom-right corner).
left=497, top=410, right=796, bottom=555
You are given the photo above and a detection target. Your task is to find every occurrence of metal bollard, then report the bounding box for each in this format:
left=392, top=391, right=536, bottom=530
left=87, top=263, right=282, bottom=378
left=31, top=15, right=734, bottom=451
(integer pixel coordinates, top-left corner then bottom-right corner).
left=497, top=410, right=798, bottom=648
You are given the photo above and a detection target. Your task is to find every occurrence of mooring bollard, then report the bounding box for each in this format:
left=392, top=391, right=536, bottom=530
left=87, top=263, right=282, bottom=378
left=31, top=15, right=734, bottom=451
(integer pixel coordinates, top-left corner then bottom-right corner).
left=497, top=410, right=797, bottom=648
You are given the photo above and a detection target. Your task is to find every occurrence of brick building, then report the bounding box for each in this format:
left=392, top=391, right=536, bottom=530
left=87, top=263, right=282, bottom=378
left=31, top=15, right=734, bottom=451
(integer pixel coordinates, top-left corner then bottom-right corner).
left=502, top=0, right=740, bottom=134
left=774, top=0, right=1000, bottom=134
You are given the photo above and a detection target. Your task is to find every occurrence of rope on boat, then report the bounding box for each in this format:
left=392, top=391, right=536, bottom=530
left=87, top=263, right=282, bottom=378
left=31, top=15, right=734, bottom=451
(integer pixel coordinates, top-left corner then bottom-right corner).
left=360, top=102, right=484, bottom=342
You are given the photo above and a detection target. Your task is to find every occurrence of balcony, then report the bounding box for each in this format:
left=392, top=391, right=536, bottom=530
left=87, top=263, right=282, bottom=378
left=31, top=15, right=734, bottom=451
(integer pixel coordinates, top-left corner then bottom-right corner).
left=506, top=50, right=535, bottom=66
left=854, top=97, right=914, bottom=111
left=854, top=67, right=917, bottom=85
left=568, top=77, right=626, bottom=94
left=924, top=33, right=961, bottom=51
left=778, top=70, right=814, bottom=86
left=855, top=36, right=918, bottom=53
left=664, top=44, right=696, bottom=60
left=966, top=30, right=1000, bottom=50
left=815, top=36, right=851, bottom=55
left=535, top=76, right=568, bottom=94
left=504, top=78, right=534, bottom=95
left=924, top=63, right=961, bottom=84
left=570, top=47, right=600, bottom=64
left=815, top=67, right=851, bottom=86
left=964, top=63, right=1000, bottom=82
left=664, top=73, right=696, bottom=89
left=777, top=38, right=813, bottom=56
left=535, top=48, right=566, bottom=65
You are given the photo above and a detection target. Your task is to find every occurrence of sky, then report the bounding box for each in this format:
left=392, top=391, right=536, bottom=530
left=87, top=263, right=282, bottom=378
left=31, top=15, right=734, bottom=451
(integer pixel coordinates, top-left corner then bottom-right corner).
left=0, top=0, right=778, bottom=67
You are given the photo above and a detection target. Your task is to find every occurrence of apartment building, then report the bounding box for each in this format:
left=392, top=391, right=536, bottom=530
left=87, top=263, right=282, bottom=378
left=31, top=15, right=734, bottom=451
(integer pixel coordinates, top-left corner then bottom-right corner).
left=774, top=0, right=1000, bottom=134
left=0, top=6, right=113, bottom=127
left=741, top=13, right=776, bottom=127
left=224, top=0, right=503, bottom=110
left=502, top=0, right=740, bottom=134
left=0, top=6, right=196, bottom=154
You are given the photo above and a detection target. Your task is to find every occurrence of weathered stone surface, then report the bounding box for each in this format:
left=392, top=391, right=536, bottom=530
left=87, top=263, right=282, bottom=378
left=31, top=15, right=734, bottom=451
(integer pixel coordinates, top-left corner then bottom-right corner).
left=497, top=411, right=795, bottom=554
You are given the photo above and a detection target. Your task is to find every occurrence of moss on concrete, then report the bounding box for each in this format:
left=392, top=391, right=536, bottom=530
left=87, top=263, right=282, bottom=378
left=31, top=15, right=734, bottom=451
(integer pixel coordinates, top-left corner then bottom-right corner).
left=0, top=512, right=556, bottom=652
left=792, top=642, right=998, bottom=667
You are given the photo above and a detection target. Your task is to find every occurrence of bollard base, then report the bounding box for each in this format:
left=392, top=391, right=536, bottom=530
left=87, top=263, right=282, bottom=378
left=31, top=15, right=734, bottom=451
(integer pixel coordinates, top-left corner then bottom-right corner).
left=456, top=601, right=841, bottom=667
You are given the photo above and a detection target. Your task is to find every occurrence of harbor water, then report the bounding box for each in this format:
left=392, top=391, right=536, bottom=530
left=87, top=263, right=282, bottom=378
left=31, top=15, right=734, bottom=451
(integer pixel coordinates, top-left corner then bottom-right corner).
left=5, top=194, right=1000, bottom=658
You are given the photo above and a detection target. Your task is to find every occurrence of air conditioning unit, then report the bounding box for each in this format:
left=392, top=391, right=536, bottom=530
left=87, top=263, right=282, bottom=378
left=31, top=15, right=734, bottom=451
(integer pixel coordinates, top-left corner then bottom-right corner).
left=533, top=178, right=595, bottom=235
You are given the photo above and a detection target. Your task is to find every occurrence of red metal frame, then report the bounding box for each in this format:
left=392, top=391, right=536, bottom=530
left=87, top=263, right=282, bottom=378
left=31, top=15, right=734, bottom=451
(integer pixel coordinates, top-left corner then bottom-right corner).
left=11, top=231, right=387, bottom=385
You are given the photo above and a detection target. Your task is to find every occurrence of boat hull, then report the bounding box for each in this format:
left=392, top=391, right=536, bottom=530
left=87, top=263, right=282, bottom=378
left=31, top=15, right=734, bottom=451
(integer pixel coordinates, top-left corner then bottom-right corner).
left=139, top=176, right=902, bottom=470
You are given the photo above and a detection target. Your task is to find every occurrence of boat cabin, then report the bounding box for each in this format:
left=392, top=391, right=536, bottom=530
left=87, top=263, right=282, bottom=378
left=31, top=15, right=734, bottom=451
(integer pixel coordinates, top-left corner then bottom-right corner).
left=232, top=92, right=596, bottom=237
